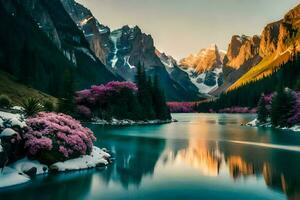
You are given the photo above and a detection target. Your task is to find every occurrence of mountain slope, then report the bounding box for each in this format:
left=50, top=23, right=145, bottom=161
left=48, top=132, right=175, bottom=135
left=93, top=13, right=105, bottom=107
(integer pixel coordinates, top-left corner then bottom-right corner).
left=20, top=0, right=120, bottom=89
left=0, top=71, right=57, bottom=105
left=228, top=4, right=300, bottom=91
left=60, top=0, right=201, bottom=101
left=0, top=0, right=76, bottom=96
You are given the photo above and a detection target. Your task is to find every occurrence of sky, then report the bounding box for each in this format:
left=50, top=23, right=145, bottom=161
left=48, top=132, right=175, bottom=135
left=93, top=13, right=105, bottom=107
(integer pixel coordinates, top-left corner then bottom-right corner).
left=77, top=0, right=300, bottom=60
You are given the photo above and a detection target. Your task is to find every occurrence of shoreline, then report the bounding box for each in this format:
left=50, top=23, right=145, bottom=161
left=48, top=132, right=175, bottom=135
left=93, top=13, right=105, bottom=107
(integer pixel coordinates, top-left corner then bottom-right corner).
left=245, top=118, right=300, bottom=132
left=89, top=118, right=176, bottom=126
left=0, top=146, right=112, bottom=189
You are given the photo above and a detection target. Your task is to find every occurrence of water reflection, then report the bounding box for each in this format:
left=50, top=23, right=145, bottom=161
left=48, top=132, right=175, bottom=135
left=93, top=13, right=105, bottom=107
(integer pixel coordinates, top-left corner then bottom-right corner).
left=157, top=136, right=300, bottom=200
left=1, top=114, right=300, bottom=200
left=98, top=136, right=166, bottom=188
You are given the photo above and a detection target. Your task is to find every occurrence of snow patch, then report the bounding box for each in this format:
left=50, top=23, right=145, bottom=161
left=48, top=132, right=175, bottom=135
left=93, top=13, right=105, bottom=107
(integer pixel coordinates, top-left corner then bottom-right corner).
left=0, top=111, right=26, bottom=128
left=0, top=167, right=30, bottom=188
left=92, top=118, right=173, bottom=126
left=0, top=147, right=111, bottom=188
left=183, top=66, right=222, bottom=94
left=11, top=158, right=48, bottom=175
left=124, top=56, right=135, bottom=69
left=245, top=118, right=300, bottom=132
left=50, top=146, right=110, bottom=172
left=109, top=30, right=122, bottom=68
left=0, top=128, right=17, bottom=137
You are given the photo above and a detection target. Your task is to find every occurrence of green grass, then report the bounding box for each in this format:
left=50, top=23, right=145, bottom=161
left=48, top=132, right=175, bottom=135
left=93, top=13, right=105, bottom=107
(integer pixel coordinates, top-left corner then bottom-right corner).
left=0, top=70, right=57, bottom=106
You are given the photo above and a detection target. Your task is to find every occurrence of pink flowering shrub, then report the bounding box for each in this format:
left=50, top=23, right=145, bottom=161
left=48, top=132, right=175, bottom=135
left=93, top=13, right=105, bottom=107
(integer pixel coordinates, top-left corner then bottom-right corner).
left=218, top=107, right=256, bottom=114
left=76, top=81, right=138, bottom=120
left=287, top=91, right=300, bottom=126
left=167, top=102, right=196, bottom=113
left=76, top=105, right=92, bottom=119
left=24, top=112, right=96, bottom=165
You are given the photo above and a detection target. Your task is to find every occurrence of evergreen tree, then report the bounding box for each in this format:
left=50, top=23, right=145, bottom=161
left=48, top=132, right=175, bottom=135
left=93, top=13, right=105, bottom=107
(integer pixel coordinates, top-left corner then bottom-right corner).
left=257, top=95, right=268, bottom=123
left=271, top=87, right=294, bottom=127
left=58, top=68, right=75, bottom=115
left=151, top=75, right=171, bottom=120
left=135, top=64, right=155, bottom=119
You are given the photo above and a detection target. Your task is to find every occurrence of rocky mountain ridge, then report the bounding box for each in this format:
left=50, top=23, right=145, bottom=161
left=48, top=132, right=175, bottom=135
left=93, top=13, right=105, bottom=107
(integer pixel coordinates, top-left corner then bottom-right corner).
left=62, top=0, right=201, bottom=101
left=179, top=44, right=225, bottom=94
left=228, top=3, right=300, bottom=91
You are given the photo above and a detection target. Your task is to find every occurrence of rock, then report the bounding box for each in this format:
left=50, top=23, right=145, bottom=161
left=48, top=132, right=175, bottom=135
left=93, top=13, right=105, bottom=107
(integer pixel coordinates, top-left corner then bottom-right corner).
left=180, top=44, right=225, bottom=73
left=23, top=167, right=37, bottom=177
left=96, top=162, right=106, bottom=168
left=225, top=35, right=261, bottom=70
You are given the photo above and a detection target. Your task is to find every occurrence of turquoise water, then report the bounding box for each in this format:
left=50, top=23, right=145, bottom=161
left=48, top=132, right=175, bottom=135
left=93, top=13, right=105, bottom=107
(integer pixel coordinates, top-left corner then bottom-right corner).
left=1, top=113, right=300, bottom=200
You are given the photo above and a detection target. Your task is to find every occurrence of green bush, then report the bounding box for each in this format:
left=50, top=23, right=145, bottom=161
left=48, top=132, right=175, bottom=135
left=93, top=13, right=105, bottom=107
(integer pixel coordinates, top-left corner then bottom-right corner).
left=0, top=95, right=12, bottom=109
left=21, top=98, right=42, bottom=117
left=42, top=100, right=55, bottom=112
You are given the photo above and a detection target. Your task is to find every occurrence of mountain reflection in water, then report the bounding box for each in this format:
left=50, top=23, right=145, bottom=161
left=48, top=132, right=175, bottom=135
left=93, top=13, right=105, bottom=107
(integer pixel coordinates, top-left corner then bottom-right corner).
left=1, top=114, right=300, bottom=200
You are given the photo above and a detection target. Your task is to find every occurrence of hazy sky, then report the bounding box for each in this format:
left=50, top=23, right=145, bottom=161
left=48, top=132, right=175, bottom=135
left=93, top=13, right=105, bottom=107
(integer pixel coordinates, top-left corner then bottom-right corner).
left=77, top=0, right=299, bottom=60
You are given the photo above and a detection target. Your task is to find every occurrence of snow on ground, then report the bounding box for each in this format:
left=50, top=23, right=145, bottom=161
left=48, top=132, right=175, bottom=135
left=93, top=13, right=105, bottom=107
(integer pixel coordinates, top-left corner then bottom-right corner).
left=0, top=111, right=26, bottom=128
left=91, top=118, right=173, bottom=126
left=50, top=147, right=110, bottom=172
left=245, top=118, right=300, bottom=132
left=246, top=119, right=258, bottom=127
left=0, top=128, right=17, bottom=137
left=0, top=147, right=111, bottom=188
left=0, top=167, right=30, bottom=188
left=0, top=158, right=47, bottom=188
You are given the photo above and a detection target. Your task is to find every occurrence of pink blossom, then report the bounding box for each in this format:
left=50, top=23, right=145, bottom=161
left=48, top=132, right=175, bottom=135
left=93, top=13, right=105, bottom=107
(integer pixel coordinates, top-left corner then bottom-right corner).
left=24, top=112, right=96, bottom=161
left=218, top=107, right=255, bottom=113
left=167, top=102, right=196, bottom=113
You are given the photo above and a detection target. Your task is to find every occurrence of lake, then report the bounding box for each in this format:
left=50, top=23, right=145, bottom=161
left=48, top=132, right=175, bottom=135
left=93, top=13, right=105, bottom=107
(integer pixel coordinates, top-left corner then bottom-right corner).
left=1, top=113, right=300, bottom=200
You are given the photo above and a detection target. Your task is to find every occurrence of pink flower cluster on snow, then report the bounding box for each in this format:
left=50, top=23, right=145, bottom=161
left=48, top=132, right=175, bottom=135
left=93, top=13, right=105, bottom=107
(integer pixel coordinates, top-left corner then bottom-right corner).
left=218, top=107, right=257, bottom=114
left=167, top=102, right=196, bottom=113
left=24, top=112, right=96, bottom=163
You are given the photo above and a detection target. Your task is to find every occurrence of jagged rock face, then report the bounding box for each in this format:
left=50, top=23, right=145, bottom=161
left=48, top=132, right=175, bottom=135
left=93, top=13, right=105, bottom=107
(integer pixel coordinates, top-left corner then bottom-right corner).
left=259, top=21, right=281, bottom=57
left=156, top=51, right=200, bottom=97
left=179, top=45, right=225, bottom=94
left=60, top=0, right=200, bottom=101
left=60, top=0, right=112, bottom=65
left=225, top=35, right=261, bottom=69
left=259, top=5, right=300, bottom=58
left=105, top=25, right=199, bottom=101
left=180, top=44, right=224, bottom=73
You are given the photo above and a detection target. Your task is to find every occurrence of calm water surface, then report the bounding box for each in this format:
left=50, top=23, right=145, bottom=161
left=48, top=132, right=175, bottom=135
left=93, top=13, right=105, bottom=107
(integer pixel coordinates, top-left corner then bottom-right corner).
left=1, top=113, right=300, bottom=200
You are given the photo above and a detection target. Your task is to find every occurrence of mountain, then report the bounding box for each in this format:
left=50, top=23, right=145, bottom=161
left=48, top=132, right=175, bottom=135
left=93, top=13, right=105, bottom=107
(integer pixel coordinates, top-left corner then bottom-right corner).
left=212, top=35, right=262, bottom=94
left=0, top=0, right=119, bottom=97
left=156, top=51, right=200, bottom=97
left=60, top=0, right=111, bottom=65
left=60, top=0, right=200, bottom=101
left=228, top=4, right=300, bottom=91
left=179, top=45, right=225, bottom=94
